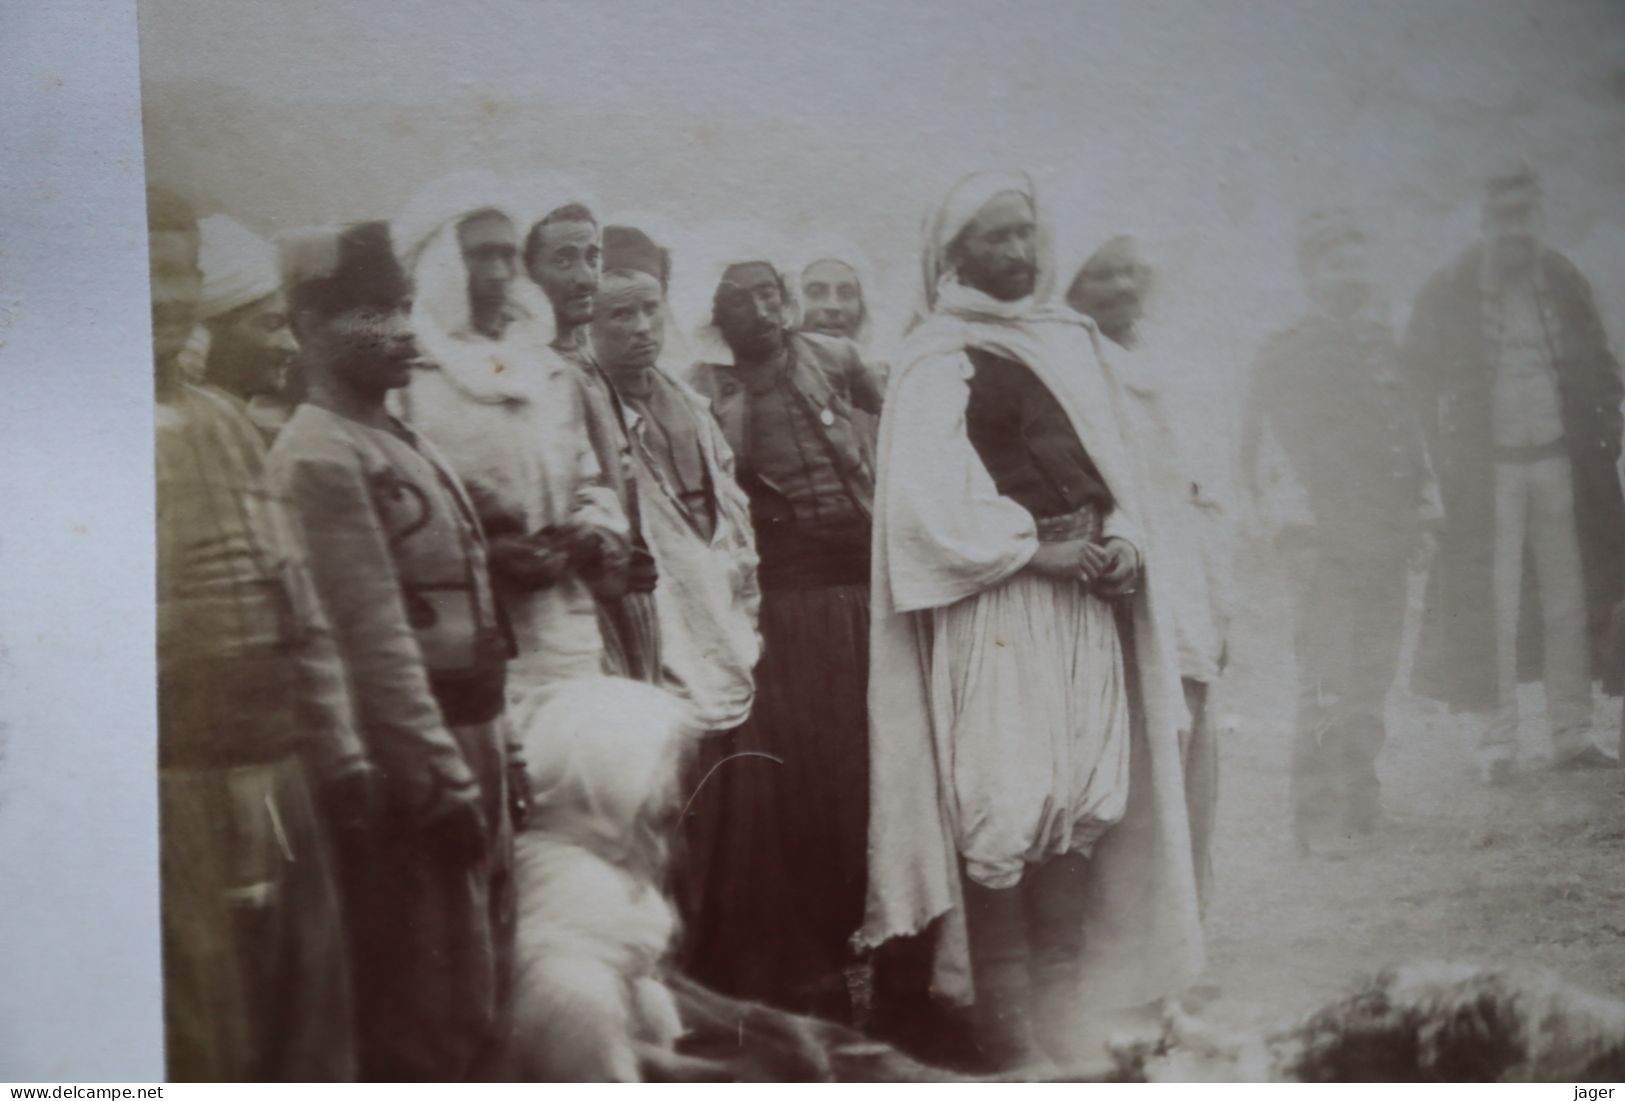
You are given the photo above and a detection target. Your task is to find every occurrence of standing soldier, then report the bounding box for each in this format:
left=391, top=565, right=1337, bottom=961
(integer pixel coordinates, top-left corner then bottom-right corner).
left=270, top=222, right=523, bottom=1081
left=1240, top=208, right=1440, bottom=850
left=1405, top=164, right=1625, bottom=781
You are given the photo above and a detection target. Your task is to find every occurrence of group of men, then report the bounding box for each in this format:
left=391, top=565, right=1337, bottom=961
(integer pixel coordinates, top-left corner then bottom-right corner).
left=150, top=159, right=1622, bottom=1081
left=1242, top=164, right=1624, bottom=854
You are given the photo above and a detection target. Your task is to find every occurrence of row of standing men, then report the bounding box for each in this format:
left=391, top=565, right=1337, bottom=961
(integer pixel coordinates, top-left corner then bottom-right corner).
left=151, top=161, right=1625, bottom=1080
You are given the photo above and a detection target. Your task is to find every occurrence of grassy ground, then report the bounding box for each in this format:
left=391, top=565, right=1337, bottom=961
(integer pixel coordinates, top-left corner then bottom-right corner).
left=1200, top=551, right=1625, bottom=1034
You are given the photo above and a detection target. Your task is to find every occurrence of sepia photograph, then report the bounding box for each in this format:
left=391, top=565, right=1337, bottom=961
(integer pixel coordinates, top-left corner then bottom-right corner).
left=12, top=0, right=1625, bottom=1084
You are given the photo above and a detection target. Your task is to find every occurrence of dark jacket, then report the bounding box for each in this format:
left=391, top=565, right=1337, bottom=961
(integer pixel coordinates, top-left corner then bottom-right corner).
left=688, top=330, right=880, bottom=589
left=1404, top=243, right=1625, bottom=708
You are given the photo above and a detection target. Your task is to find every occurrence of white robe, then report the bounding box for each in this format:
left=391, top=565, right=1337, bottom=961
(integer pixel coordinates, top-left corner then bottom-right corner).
left=861, top=281, right=1203, bottom=1010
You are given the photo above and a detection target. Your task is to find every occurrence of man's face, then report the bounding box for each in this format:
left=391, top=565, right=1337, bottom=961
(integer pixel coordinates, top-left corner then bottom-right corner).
left=591, top=272, right=666, bottom=373
left=800, top=259, right=864, bottom=339
left=456, top=210, right=519, bottom=335
left=1067, top=250, right=1144, bottom=341
left=207, top=290, right=298, bottom=400
left=305, top=301, right=418, bottom=395
left=951, top=191, right=1039, bottom=302
left=527, top=217, right=601, bottom=330
left=1305, top=236, right=1375, bottom=319
left=150, top=229, right=203, bottom=372
left=714, top=262, right=787, bottom=361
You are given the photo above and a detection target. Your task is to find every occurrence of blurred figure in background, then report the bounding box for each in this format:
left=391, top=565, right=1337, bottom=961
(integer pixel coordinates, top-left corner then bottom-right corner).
left=195, top=214, right=301, bottom=441
left=1240, top=207, right=1439, bottom=850
left=153, top=187, right=364, bottom=1081
left=1405, top=164, right=1625, bottom=780
left=682, top=245, right=880, bottom=1021
left=1068, top=234, right=1231, bottom=913
left=523, top=184, right=665, bottom=686
left=271, top=222, right=522, bottom=1080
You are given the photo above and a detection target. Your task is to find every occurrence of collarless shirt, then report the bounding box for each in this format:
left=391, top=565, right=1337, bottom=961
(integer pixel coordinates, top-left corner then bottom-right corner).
left=1492, top=280, right=1565, bottom=448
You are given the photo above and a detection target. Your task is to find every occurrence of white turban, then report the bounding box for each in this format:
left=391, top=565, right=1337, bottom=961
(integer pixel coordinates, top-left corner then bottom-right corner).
left=790, top=230, right=881, bottom=346
left=197, top=214, right=280, bottom=321
left=395, top=171, right=553, bottom=378
left=511, top=677, right=697, bottom=843
left=914, top=170, right=1055, bottom=324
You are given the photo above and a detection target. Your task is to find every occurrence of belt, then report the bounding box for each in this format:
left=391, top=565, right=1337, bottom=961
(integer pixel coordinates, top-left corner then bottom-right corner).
left=1035, top=503, right=1105, bottom=544
left=1493, top=437, right=1567, bottom=463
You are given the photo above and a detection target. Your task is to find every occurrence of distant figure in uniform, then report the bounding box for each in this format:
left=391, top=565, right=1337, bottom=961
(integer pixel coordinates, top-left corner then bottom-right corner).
left=1405, top=164, right=1625, bottom=781
left=1240, top=208, right=1439, bottom=849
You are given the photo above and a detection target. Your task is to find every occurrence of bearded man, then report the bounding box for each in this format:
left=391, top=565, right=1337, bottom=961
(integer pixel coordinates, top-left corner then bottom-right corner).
left=152, top=187, right=365, bottom=1081
left=680, top=246, right=880, bottom=1021
left=1405, top=164, right=1625, bottom=779
left=195, top=214, right=300, bottom=440
left=392, top=174, right=629, bottom=695
left=523, top=188, right=663, bottom=684
left=860, top=173, right=1202, bottom=1073
left=1068, top=234, right=1230, bottom=912
left=270, top=221, right=524, bottom=1081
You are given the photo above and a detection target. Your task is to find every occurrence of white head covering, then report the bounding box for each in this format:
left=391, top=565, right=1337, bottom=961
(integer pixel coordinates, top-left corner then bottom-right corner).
left=512, top=677, right=697, bottom=846
left=395, top=171, right=554, bottom=395
left=790, top=230, right=880, bottom=346
left=668, top=218, right=798, bottom=366
left=914, top=170, right=1056, bottom=324
left=197, top=214, right=280, bottom=321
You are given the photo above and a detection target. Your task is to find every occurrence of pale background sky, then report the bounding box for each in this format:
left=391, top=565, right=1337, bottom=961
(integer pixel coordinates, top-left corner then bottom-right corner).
left=138, top=0, right=1625, bottom=486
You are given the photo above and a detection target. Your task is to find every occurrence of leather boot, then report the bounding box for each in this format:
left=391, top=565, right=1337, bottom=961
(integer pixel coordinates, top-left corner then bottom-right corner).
left=1023, top=852, right=1090, bottom=1065
left=961, top=876, right=1042, bottom=1073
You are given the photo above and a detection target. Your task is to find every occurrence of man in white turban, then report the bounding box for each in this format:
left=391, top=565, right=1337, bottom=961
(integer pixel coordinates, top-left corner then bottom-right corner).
left=391, top=172, right=631, bottom=695
left=1067, top=234, right=1231, bottom=915
left=861, top=172, right=1202, bottom=1073
left=194, top=214, right=300, bottom=439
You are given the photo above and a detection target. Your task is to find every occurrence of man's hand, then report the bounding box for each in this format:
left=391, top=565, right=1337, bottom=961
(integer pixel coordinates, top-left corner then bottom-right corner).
left=488, top=532, right=569, bottom=591
left=571, top=527, right=632, bottom=601
left=423, top=798, right=488, bottom=866
left=1092, top=537, right=1141, bottom=596
left=1027, top=539, right=1097, bottom=582
left=626, top=546, right=659, bottom=594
